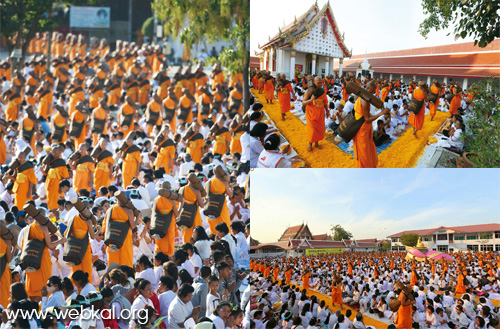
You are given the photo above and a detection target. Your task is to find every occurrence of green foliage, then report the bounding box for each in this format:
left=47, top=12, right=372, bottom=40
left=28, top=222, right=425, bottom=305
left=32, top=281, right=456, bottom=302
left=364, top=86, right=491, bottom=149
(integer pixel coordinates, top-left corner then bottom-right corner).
left=379, top=241, right=392, bottom=252
left=400, top=233, right=420, bottom=247
left=142, top=17, right=155, bottom=39
left=418, top=0, right=499, bottom=47
left=330, top=224, right=353, bottom=242
left=460, top=77, right=500, bottom=167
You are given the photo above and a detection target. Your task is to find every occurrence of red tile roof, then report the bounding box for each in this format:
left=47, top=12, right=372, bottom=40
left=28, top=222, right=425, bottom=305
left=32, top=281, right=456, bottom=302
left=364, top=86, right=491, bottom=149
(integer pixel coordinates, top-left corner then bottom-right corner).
left=312, top=234, right=330, bottom=240
left=388, top=223, right=500, bottom=238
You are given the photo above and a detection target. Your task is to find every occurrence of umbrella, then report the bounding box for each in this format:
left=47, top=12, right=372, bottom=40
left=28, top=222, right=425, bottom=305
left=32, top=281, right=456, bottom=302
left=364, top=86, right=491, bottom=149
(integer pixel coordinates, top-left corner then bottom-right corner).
left=425, top=250, right=442, bottom=258
left=428, top=253, right=456, bottom=263
left=405, top=247, right=426, bottom=262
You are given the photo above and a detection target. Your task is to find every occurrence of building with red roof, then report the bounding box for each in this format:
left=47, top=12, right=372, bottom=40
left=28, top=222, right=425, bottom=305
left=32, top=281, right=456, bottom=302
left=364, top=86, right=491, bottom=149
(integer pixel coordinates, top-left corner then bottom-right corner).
left=388, top=223, right=500, bottom=252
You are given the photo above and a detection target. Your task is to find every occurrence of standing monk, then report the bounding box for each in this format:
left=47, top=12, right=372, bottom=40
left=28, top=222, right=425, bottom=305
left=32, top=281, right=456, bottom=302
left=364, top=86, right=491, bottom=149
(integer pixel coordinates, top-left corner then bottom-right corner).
left=8, top=151, right=37, bottom=210
left=277, top=74, right=295, bottom=121
left=302, top=77, right=329, bottom=151
left=302, top=270, right=311, bottom=290
left=92, top=137, right=114, bottom=192
left=178, top=174, right=205, bottom=243
left=43, top=145, right=69, bottom=212
left=69, top=143, right=95, bottom=193
left=428, top=80, right=441, bottom=121
left=352, top=81, right=389, bottom=168
left=153, top=184, right=180, bottom=257
left=154, top=125, right=176, bottom=173
left=263, top=72, right=275, bottom=104
left=395, top=286, right=414, bottom=329
left=119, top=132, right=141, bottom=188
left=408, top=82, right=429, bottom=139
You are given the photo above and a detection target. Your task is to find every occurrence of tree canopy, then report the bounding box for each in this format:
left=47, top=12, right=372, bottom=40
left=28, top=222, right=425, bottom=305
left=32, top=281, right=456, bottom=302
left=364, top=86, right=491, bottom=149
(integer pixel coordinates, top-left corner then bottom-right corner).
left=418, top=0, right=499, bottom=47
left=330, top=224, right=353, bottom=241
left=400, top=233, right=420, bottom=247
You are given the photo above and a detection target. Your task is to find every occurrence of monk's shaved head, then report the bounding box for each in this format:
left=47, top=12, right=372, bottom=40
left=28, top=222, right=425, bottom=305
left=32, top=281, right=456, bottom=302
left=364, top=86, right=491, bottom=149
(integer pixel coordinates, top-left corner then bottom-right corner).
left=366, top=81, right=377, bottom=89
left=314, top=76, right=322, bottom=82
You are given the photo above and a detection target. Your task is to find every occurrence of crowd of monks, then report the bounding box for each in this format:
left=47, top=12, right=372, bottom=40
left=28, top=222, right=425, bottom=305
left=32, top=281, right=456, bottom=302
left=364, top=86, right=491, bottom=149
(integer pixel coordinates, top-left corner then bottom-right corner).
left=0, top=31, right=251, bottom=315
left=250, top=250, right=500, bottom=328
left=250, top=69, right=471, bottom=168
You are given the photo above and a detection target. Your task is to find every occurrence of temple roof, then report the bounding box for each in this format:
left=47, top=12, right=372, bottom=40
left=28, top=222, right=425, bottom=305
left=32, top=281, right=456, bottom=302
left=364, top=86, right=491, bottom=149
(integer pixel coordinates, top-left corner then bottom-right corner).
left=259, top=1, right=351, bottom=58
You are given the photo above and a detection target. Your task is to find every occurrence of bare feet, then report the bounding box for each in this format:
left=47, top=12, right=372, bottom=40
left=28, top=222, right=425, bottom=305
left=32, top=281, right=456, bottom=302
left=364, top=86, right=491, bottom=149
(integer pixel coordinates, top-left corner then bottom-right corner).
left=307, top=143, right=312, bottom=151
left=315, top=142, right=322, bottom=149
left=431, top=116, right=434, bottom=121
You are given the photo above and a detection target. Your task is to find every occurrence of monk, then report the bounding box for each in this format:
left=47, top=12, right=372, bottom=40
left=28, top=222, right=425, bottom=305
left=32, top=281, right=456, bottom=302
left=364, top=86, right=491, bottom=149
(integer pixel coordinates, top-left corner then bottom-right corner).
left=408, top=82, right=429, bottom=139
left=211, top=64, right=226, bottom=91
left=380, top=83, right=390, bottom=103
left=205, top=171, right=232, bottom=234
left=88, top=78, right=105, bottom=110
left=395, top=287, right=414, bottom=329
left=228, top=83, right=243, bottom=117
left=285, top=267, right=292, bottom=284
left=69, top=143, right=95, bottom=193
left=211, top=118, right=231, bottom=156
left=455, top=269, right=466, bottom=294
left=107, top=76, right=122, bottom=106
left=230, top=116, right=245, bottom=154
left=276, top=74, right=296, bottom=121
left=36, top=82, right=52, bottom=120
left=178, top=88, right=196, bottom=124
left=179, top=175, right=205, bottom=243
left=0, top=121, right=6, bottom=164
left=3, top=86, right=22, bottom=122
left=102, top=202, right=137, bottom=268
left=197, top=87, right=213, bottom=123
left=331, top=280, right=344, bottom=310
left=302, top=77, right=329, bottom=151
left=67, top=212, right=99, bottom=279
left=138, top=72, right=152, bottom=106
left=185, top=123, right=205, bottom=164
left=119, top=96, right=137, bottom=137
left=8, top=151, right=37, bottom=210
left=119, top=133, right=141, bottom=188
left=429, top=80, right=441, bottom=121
left=302, top=270, right=311, bottom=290
left=93, top=138, right=114, bottom=191
left=146, top=94, right=163, bottom=136
left=91, top=99, right=109, bottom=146
left=23, top=219, right=66, bottom=301
left=154, top=126, right=176, bottom=173
left=353, top=81, right=389, bottom=168
left=0, top=237, right=12, bottom=308
left=448, top=86, right=462, bottom=116
left=69, top=102, right=88, bottom=149
left=263, top=72, right=275, bottom=104
left=43, top=145, right=69, bottom=211
left=163, top=87, right=178, bottom=133
left=153, top=192, right=180, bottom=257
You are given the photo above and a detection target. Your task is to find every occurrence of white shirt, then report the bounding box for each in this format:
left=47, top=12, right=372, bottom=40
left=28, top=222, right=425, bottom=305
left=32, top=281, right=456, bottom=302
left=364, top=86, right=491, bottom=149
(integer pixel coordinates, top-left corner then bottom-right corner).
left=179, top=161, right=195, bottom=176
left=240, top=132, right=250, bottom=163
left=257, top=149, right=290, bottom=168
left=208, top=314, right=225, bottom=329
left=159, top=290, right=176, bottom=327
left=189, top=253, right=203, bottom=277
left=80, top=283, right=97, bottom=296
left=65, top=188, right=78, bottom=201
left=168, top=296, right=194, bottom=329
left=146, top=181, right=158, bottom=200
left=131, top=198, right=149, bottom=211
left=222, top=234, right=236, bottom=261
left=194, top=240, right=212, bottom=260
left=41, top=290, right=66, bottom=311
left=137, top=185, right=151, bottom=206
left=130, top=295, right=154, bottom=328
left=137, top=268, right=157, bottom=290
left=249, top=136, right=264, bottom=168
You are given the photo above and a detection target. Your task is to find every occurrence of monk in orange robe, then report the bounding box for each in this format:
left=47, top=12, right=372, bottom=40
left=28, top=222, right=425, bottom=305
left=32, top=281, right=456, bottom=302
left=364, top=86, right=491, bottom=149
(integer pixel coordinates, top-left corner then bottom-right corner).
left=153, top=195, right=179, bottom=257
left=302, top=77, right=329, bottom=151
left=428, top=81, right=441, bottom=121
left=23, top=221, right=66, bottom=300
left=0, top=237, right=12, bottom=308
left=68, top=81, right=86, bottom=117
left=93, top=138, right=114, bottom=192
left=331, top=281, right=344, bottom=309
left=107, top=77, right=122, bottom=106
left=228, top=84, right=243, bottom=116
left=138, top=72, right=152, bottom=106
left=211, top=65, right=226, bottom=90
left=448, top=89, right=462, bottom=116
left=395, top=288, right=414, bottom=329
left=381, top=84, right=390, bottom=102
left=408, top=83, right=428, bottom=138
left=91, top=99, right=109, bottom=146
left=178, top=89, right=195, bottom=124
left=353, top=81, right=389, bottom=168
left=0, top=123, right=6, bottom=164
left=145, top=95, right=163, bottom=136
left=185, top=123, right=205, bottom=164
left=36, top=83, right=53, bottom=120
left=43, top=145, right=69, bottom=211
left=70, top=144, right=95, bottom=193
left=9, top=151, right=37, bottom=210
left=230, top=119, right=245, bottom=154
left=69, top=103, right=88, bottom=149
left=277, top=74, right=296, bottom=121
left=455, top=270, right=466, bottom=294
left=302, top=271, right=311, bottom=290
left=102, top=204, right=136, bottom=268
left=163, top=88, right=178, bottom=133
left=154, top=126, right=176, bottom=173
left=179, top=178, right=204, bottom=243
left=3, top=87, right=22, bottom=122
left=119, top=97, right=137, bottom=136
left=119, top=137, right=141, bottom=188
left=263, top=74, right=275, bottom=104
left=212, top=120, right=231, bottom=156
left=205, top=174, right=232, bottom=234
left=285, top=268, right=292, bottom=284
left=51, top=107, right=68, bottom=144
left=67, top=213, right=99, bottom=279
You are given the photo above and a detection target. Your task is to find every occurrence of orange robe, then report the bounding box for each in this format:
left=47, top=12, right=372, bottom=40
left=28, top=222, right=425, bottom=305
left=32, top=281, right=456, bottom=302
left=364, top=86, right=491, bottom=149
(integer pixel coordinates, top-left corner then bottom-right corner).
left=186, top=133, right=205, bottom=164
left=306, top=92, right=328, bottom=143
left=119, top=104, right=135, bottom=136
left=51, top=113, right=68, bottom=144
left=37, top=90, right=53, bottom=119
left=429, top=85, right=440, bottom=117
left=449, top=94, right=461, bottom=115
left=146, top=100, right=162, bottom=136
left=395, top=293, right=412, bottom=329
left=278, top=83, right=293, bottom=113
left=230, top=126, right=245, bottom=154
left=212, top=71, right=225, bottom=90
left=73, top=155, right=95, bottom=193
left=163, top=97, right=177, bottom=133
left=331, top=285, right=343, bottom=304
left=302, top=272, right=311, bottom=290
left=68, top=215, right=93, bottom=279
left=94, top=150, right=114, bottom=191
left=45, top=158, right=69, bottom=210
left=353, top=98, right=378, bottom=168
left=138, top=80, right=152, bottom=106
left=89, top=87, right=105, bottom=110
left=181, top=185, right=203, bottom=244
left=455, top=273, right=466, bottom=294
left=0, top=131, right=6, bottom=165
left=108, top=84, right=121, bottom=106
left=69, top=88, right=85, bottom=117
left=92, top=105, right=108, bottom=146
left=154, top=139, right=175, bottom=173
left=24, top=223, right=52, bottom=297
left=0, top=239, right=11, bottom=308
left=264, top=78, right=274, bottom=101
left=122, top=145, right=141, bottom=188
left=153, top=196, right=178, bottom=257
left=213, top=127, right=230, bottom=155
left=381, top=87, right=389, bottom=102
left=178, top=95, right=194, bottom=124
left=5, top=93, right=22, bottom=122
left=71, top=110, right=87, bottom=149
left=13, top=162, right=37, bottom=210
left=285, top=269, right=292, bottom=283
left=207, top=177, right=230, bottom=234
left=103, top=205, right=133, bottom=268
left=408, top=88, right=426, bottom=131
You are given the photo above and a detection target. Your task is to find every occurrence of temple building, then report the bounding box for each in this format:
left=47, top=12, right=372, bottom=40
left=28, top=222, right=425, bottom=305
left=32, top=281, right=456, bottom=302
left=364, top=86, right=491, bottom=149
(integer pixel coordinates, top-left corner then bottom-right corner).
left=256, top=1, right=351, bottom=79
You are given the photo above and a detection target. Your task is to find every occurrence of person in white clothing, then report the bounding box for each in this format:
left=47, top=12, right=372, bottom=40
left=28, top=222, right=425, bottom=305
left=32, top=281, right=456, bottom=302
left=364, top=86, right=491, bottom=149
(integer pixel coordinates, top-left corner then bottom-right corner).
left=72, top=270, right=97, bottom=297
left=158, top=276, right=177, bottom=328
left=41, top=276, right=66, bottom=311
left=249, top=123, right=268, bottom=168
left=168, top=284, right=201, bottom=329
left=208, top=301, right=232, bottom=329
left=257, top=133, right=291, bottom=168
left=216, top=222, right=236, bottom=261
left=436, top=120, right=464, bottom=151
left=130, top=279, right=154, bottom=328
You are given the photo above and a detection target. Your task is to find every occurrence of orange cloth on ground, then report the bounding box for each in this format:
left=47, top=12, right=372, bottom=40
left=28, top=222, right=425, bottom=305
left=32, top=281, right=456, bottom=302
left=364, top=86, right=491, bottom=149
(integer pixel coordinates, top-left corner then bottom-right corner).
left=396, top=293, right=412, bottom=329
left=24, top=223, right=52, bottom=297
left=73, top=159, right=95, bottom=192
left=94, top=155, right=114, bottom=192
left=213, top=129, right=230, bottom=155
left=181, top=185, right=203, bottom=244
left=408, top=88, right=426, bottom=131
left=154, top=139, right=175, bottom=173
left=302, top=272, right=311, bottom=290
left=331, top=285, right=343, bottom=304
left=353, top=98, right=378, bottom=168
left=153, top=196, right=177, bottom=257
left=186, top=135, right=205, bottom=164
left=0, top=239, right=11, bottom=308
left=264, top=79, right=274, bottom=101
left=306, top=92, right=328, bottom=143
left=449, top=94, right=461, bottom=115
left=207, top=177, right=230, bottom=234
left=429, top=85, right=440, bottom=117
left=13, top=165, right=37, bottom=210
left=46, top=161, right=69, bottom=210
left=278, top=83, right=293, bottom=113
left=455, top=273, right=466, bottom=294
left=122, top=148, right=141, bottom=188
left=68, top=215, right=92, bottom=279
left=104, top=205, right=133, bottom=268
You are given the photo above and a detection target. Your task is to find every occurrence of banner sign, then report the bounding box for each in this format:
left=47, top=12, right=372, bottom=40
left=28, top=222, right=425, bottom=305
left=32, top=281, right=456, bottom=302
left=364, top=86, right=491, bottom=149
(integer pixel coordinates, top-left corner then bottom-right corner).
left=305, top=248, right=345, bottom=255
left=295, top=64, right=304, bottom=73
left=70, top=6, right=110, bottom=29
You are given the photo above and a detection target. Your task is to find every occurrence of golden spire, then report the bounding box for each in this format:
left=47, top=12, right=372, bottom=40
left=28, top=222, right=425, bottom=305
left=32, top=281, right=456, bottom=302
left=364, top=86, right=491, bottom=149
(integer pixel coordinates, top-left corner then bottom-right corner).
left=342, top=32, right=345, bottom=41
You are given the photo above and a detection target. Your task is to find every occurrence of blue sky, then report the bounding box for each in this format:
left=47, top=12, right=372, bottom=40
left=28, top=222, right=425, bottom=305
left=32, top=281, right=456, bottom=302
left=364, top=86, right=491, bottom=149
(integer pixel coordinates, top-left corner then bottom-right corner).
left=251, top=169, right=500, bottom=243
left=250, top=0, right=475, bottom=56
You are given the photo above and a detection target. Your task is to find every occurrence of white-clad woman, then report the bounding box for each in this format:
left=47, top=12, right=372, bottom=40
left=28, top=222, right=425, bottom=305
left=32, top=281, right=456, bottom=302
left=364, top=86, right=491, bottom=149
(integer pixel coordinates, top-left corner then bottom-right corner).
left=249, top=123, right=268, bottom=168
left=256, top=133, right=291, bottom=168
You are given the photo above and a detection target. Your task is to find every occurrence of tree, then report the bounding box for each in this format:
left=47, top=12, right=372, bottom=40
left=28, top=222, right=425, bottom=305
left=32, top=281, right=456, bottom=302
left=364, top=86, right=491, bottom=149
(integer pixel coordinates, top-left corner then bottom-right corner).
left=400, top=233, right=420, bottom=247
left=152, top=0, right=250, bottom=112
left=460, top=77, right=500, bottom=167
left=379, top=241, right=392, bottom=252
left=330, top=224, right=353, bottom=241
left=142, top=17, right=155, bottom=40
left=418, top=0, right=499, bottom=48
